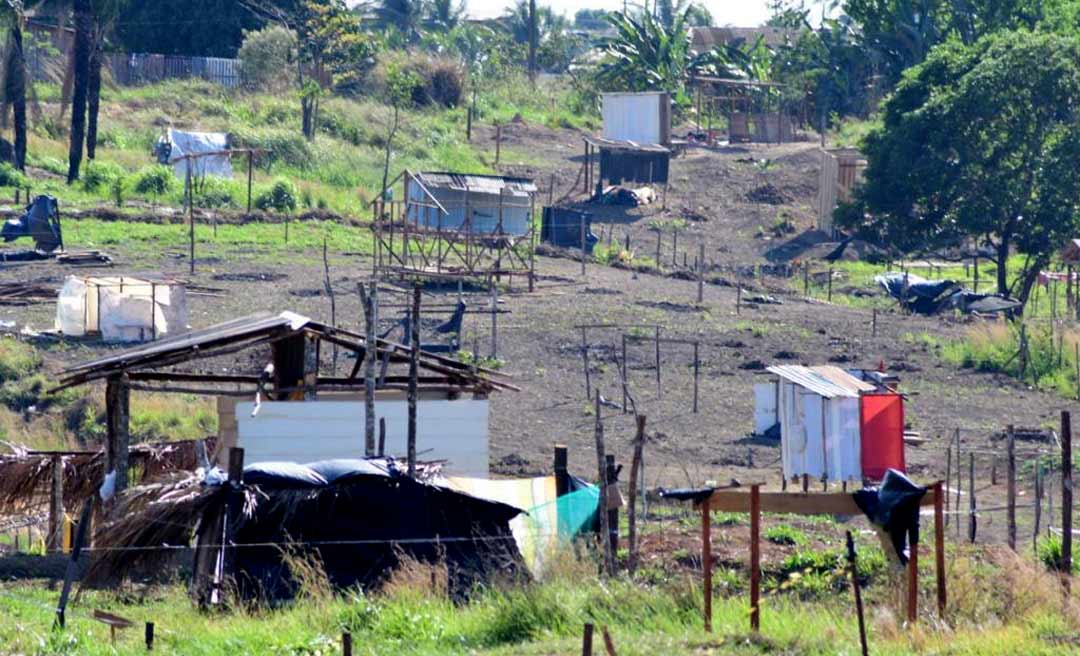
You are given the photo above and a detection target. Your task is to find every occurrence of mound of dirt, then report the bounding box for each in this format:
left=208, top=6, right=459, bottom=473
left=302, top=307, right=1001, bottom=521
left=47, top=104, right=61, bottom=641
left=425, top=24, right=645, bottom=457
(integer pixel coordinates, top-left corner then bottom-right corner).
left=746, top=183, right=792, bottom=205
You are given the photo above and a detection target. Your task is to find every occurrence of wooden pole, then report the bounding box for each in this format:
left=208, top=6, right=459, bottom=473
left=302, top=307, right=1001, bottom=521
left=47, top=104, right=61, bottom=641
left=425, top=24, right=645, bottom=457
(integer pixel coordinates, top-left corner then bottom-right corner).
left=955, top=428, right=962, bottom=537
left=602, top=627, right=618, bottom=656
left=581, top=327, right=591, bottom=399
left=580, top=212, right=587, bottom=277
left=702, top=497, right=712, bottom=632
left=606, top=454, right=618, bottom=559
left=342, top=632, right=352, bottom=656
left=582, top=623, right=594, bottom=656
left=407, top=285, right=420, bottom=478
left=360, top=282, right=377, bottom=456
left=378, top=417, right=386, bottom=457
left=1007, top=425, right=1017, bottom=551
left=827, top=267, right=833, bottom=302
left=655, top=231, right=661, bottom=267
left=246, top=151, right=253, bottom=213
left=48, top=455, right=63, bottom=552
left=145, top=622, right=155, bottom=650
left=692, top=341, right=700, bottom=414
left=1062, top=410, right=1073, bottom=595
left=654, top=327, right=661, bottom=399
left=907, top=530, right=919, bottom=624
left=621, top=334, right=627, bottom=413
left=627, top=415, right=645, bottom=573
left=872, top=308, right=877, bottom=338
left=595, top=392, right=613, bottom=575
left=1034, top=458, right=1042, bottom=552
left=944, top=446, right=952, bottom=528
left=846, top=531, right=869, bottom=656
left=934, top=481, right=946, bottom=618
left=55, top=499, right=94, bottom=628
left=490, top=281, right=498, bottom=359
left=106, top=374, right=131, bottom=494
left=495, top=124, right=502, bottom=165
left=187, top=160, right=195, bottom=274
left=466, top=106, right=472, bottom=142
left=750, top=484, right=761, bottom=632
left=697, top=242, right=705, bottom=304
left=968, top=452, right=977, bottom=544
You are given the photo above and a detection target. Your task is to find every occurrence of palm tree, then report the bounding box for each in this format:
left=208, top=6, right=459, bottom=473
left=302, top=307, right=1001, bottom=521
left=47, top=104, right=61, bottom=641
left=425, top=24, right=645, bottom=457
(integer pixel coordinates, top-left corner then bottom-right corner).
left=426, top=0, right=464, bottom=30
left=1, top=1, right=28, bottom=170
left=597, top=8, right=746, bottom=93
left=376, top=0, right=424, bottom=40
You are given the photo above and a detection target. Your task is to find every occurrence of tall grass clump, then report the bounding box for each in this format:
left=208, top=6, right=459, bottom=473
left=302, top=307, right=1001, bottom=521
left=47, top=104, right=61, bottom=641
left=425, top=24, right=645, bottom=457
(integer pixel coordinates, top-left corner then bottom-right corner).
left=942, top=322, right=1080, bottom=397
left=0, top=338, right=41, bottom=382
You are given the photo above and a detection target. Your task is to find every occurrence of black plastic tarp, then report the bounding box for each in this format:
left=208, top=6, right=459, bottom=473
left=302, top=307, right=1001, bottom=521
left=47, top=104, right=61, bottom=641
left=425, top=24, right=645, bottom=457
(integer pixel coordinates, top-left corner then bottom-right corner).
left=541, top=207, right=598, bottom=253
left=599, top=148, right=670, bottom=185
left=1, top=195, right=62, bottom=253
left=875, top=272, right=1020, bottom=316
left=215, top=459, right=525, bottom=601
left=853, top=469, right=927, bottom=565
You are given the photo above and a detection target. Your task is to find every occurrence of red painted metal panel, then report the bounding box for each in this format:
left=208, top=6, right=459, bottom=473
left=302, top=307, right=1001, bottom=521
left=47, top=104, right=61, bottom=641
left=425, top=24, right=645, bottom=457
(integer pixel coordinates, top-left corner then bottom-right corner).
left=860, top=393, right=905, bottom=480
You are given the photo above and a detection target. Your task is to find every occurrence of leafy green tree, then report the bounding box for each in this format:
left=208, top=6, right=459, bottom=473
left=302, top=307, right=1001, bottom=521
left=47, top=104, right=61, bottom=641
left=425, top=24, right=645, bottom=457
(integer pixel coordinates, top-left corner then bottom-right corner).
left=426, top=0, right=465, bottom=30
left=596, top=8, right=745, bottom=94
left=844, top=30, right=1080, bottom=305
left=117, top=0, right=264, bottom=57
left=657, top=1, right=711, bottom=29
left=379, top=64, right=422, bottom=198
left=376, top=0, right=425, bottom=40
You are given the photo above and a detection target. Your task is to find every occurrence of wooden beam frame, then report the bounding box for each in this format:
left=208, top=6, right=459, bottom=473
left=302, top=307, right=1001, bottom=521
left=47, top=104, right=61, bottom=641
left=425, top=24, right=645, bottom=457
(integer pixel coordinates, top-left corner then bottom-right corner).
left=695, top=484, right=946, bottom=635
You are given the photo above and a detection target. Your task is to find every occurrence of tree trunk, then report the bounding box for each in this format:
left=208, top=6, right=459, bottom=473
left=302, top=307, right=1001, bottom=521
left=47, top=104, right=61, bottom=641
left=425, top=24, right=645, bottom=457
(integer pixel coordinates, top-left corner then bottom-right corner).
left=528, top=0, right=537, bottom=84
left=7, top=22, right=26, bottom=171
left=86, top=39, right=102, bottom=161
left=67, top=0, right=92, bottom=184
left=995, top=237, right=1010, bottom=297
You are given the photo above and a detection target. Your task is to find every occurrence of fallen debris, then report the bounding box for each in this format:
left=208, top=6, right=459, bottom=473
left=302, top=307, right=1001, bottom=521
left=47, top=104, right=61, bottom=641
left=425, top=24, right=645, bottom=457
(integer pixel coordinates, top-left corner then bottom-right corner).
left=0, top=282, right=56, bottom=305
left=875, top=272, right=1021, bottom=316
left=600, top=185, right=656, bottom=206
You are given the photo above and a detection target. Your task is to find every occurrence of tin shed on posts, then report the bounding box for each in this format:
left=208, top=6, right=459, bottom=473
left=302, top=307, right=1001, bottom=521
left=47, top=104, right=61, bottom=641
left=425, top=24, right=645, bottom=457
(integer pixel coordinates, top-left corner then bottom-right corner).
left=755, top=365, right=905, bottom=483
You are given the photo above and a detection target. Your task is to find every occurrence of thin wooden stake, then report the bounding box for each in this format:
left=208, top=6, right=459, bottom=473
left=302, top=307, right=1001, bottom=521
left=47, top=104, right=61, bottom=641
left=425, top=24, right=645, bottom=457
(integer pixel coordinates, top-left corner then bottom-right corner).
left=692, top=341, right=700, bottom=414
left=602, top=627, right=618, bottom=656
left=145, top=622, right=155, bottom=650
left=1007, top=425, right=1017, bottom=551
left=360, top=282, right=377, bottom=456
left=934, top=481, right=946, bottom=618
left=1063, top=410, right=1073, bottom=595
left=595, top=392, right=613, bottom=575
left=750, top=484, right=761, bottom=632
left=582, top=623, right=594, bottom=656
left=968, top=452, right=977, bottom=544
left=342, top=631, right=352, bottom=656
left=627, top=415, right=646, bottom=573
left=944, top=446, right=952, bottom=528
left=908, top=530, right=919, bottom=624
left=702, top=497, right=712, bottom=632
left=846, top=531, right=869, bottom=656
left=407, top=285, right=420, bottom=478
left=581, top=327, right=591, bottom=399
left=378, top=417, right=386, bottom=457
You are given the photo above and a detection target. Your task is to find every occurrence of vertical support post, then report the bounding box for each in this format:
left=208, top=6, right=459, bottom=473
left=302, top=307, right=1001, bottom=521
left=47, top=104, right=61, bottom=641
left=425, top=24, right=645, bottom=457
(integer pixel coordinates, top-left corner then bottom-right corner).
left=692, top=341, right=700, bottom=414
left=594, top=392, right=614, bottom=575
left=846, top=531, right=869, bottom=656
left=1034, top=458, right=1043, bottom=552
left=466, top=106, right=472, bottom=142
left=581, top=327, right=591, bottom=399
left=968, top=452, right=977, bottom=544
left=944, top=446, right=952, bottom=528
left=1007, top=425, right=1017, bottom=551
left=378, top=417, right=386, bottom=457
left=246, top=151, right=253, bottom=214
left=495, top=124, right=502, bottom=165
left=106, top=374, right=131, bottom=495
left=407, top=285, right=420, bottom=478
left=654, top=326, right=661, bottom=398
left=701, top=496, right=712, bottom=633
left=934, top=481, right=946, bottom=618
left=655, top=230, right=661, bottom=267
left=750, top=484, right=761, bottom=632
left=697, top=242, right=705, bottom=304
left=621, top=334, right=628, bottom=413
left=48, top=455, right=64, bottom=552
left=627, top=415, right=645, bottom=573
left=872, top=308, right=877, bottom=338
left=606, top=453, right=618, bottom=559
left=554, top=443, right=570, bottom=542
left=342, top=632, right=352, bottom=656
left=582, top=623, right=594, bottom=656
left=490, top=281, right=498, bottom=359
left=145, top=622, right=155, bottom=650
left=827, top=267, right=834, bottom=302
left=529, top=194, right=536, bottom=293
left=955, top=428, right=962, bottom=537
left=580, top=213, right=587, bottom=278
left=361, top=282, right=377, bottom=456
left=907, top=534, right=919, bottom=624
left=187, top=159, right=195, bottom=275
left=1063, top=410, right=1073, bottom=595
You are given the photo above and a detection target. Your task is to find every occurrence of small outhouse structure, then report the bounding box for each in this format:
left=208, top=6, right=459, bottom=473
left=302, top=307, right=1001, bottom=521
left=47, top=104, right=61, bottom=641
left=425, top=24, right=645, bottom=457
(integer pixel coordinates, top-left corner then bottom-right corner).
left=816, top=148, right=867, bottom=235
left=755, top=365, right=905, bottom=483
left=601, top=91, right=671, bottom=146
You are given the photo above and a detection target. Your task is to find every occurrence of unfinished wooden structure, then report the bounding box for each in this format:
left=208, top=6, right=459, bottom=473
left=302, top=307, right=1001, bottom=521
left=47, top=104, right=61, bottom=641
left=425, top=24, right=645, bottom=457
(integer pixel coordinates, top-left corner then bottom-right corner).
left=817, top=148, right=867, bottom=235
left=371, top=170, right=539, bottom=290
left=691, top=482, right=946, bottom=633
left=51, top=311, right=516, bottom=491
left=689, top=77, right=794, bottom=144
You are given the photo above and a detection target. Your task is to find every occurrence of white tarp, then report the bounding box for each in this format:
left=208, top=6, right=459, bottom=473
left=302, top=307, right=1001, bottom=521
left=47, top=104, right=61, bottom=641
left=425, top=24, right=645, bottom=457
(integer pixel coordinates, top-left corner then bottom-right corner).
left=165, top=129, right=232, bottom=179
left=236, top=399, right=490, bottom=477
left=55, top=275, right=188, bottom=342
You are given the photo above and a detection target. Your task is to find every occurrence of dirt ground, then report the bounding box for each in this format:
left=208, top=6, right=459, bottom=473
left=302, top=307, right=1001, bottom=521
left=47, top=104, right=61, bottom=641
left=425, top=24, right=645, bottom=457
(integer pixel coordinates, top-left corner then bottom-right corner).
left=0, top=121, right=1073, bottom=507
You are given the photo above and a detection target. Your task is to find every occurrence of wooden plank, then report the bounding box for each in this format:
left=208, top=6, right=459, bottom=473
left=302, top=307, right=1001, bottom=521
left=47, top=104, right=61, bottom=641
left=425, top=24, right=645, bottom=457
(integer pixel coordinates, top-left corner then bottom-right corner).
left=701, top=497, right=712, bottom=633
left=750, top=485, right=761, bottom=632
left=697, top=487, right=941, bottom=515
left=933, top=481, right=946, bottom=617
left=1063, top=411, right=1073, bottom=595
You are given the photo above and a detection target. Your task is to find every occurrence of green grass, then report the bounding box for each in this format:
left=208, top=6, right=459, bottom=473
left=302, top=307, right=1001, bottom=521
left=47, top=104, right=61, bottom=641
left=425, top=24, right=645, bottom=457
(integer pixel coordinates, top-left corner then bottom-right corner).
left=763, top=524, right=806, bottom=546
left=0, top=338, right=42, bottom=383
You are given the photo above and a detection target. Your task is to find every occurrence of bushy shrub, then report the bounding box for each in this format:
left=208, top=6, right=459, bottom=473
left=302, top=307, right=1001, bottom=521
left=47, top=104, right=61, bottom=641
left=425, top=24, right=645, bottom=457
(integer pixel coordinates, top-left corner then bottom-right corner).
left=0, top=338, right=41, bottom=382
left=132, top=164, right=177, bottom=197
left=374, top=54, right=464, bottom=108
left=81, top=160, right=126, bottom=192
left=35, top=157, right=67, bottom=176
left=230, top=127, right=313, bottom=170
left=255, top=178, right=297, bottom=213
left=238, top=25, right=297, bottom=92
left=0, top=162, right=28, bottom=189
left=193, top=176, right=240, bottom=208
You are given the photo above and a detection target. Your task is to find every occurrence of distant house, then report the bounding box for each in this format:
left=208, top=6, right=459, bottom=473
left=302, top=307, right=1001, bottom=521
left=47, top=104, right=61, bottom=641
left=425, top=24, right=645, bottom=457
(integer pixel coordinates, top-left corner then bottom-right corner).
left=690, top=26, right=796, bottom=54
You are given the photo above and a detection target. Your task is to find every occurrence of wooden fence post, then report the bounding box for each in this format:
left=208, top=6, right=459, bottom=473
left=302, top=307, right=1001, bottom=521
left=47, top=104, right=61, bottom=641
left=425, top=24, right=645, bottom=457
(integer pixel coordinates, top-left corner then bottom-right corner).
left=407, top=285, right=420, bottom=478
left=702, top=496, right=712, bottom=632
left=934, top=481, right=946, bottom=618
left=968, top=452, right=977, bottom=544
left=342, top=631, right=352, bottom=656
left=145, top=622, right=155, bottom=651
left=944, top=446, right=952, bottom=528
left=627, top=416, right=646, bottom=572
left=750, top=484, right=761, bottom=632
left=48, top=455, right=63, bottom=552
left=908, top=529, right=919, bottom=624
left=697, top=243, right=705, bottom=304
left=1063, top=410, right=1073, bottom=595
left=582, top=623, right=594, bottom=656
left=1007, top=425, right=1017, bottom=551
left=692, top=341, right=700, bottom=414
left=606, top=454, right=619, bottom=559
left=595, top=392, right=614, bottom=575
left=581, top=327, right=591, bottom=400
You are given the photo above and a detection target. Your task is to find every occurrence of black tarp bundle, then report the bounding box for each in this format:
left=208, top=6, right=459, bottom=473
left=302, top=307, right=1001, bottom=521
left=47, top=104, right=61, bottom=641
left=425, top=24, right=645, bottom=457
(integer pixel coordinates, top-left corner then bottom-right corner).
left=875, top=272, right=1021, bottom=316
left=201, top=459, right=525, bottom=602
left=853, top=469, right=927, bottom=566
left=1, top=195, right=62, bottom=254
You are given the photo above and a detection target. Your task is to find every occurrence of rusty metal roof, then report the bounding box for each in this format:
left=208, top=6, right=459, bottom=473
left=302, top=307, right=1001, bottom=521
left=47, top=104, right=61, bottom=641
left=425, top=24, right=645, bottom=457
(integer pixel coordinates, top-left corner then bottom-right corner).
left=766, top=365, right=875, bottom=399
left=583, top=136, right=671, bottom=153
left=56, top=311, right=516, bottom=392
left=415, top=172, right=537, bottom=195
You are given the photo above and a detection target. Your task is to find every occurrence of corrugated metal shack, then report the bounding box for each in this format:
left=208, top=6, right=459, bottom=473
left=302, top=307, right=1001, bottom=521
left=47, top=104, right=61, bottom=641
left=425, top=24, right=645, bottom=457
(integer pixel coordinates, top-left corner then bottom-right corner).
left=601, top=92, right=672, bottom=146
left=406, top=172, right=538, bottom=236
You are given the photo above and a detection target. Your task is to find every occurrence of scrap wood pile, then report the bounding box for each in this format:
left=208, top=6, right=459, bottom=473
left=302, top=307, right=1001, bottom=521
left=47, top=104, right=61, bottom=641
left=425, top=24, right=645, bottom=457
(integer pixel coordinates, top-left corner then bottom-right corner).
left=0, top=437, right=216, bottom=516
left=0, top=281, right=56, bottom=305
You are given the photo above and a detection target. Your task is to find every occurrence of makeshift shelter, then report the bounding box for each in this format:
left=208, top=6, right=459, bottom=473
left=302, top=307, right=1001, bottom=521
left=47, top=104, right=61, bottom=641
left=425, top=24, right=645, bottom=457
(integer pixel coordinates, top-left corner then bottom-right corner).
left=754, top=365, right=905, bottom=483
left=875, top=272, right=1021, bottom=316
left=87, top=458, right=526, bottom=602
left=405, top=172, right=537, bottom=236
left=156, top=128, right=232, bottom=179
left=540, top=207, right=598, bottom=253
left=52, top=311, right=516, bottom=490
left=817, top=148, right=866, bottom=234
left=601, top=91, right=671, bottom=146
left=55, top=275, right=188, bottom=342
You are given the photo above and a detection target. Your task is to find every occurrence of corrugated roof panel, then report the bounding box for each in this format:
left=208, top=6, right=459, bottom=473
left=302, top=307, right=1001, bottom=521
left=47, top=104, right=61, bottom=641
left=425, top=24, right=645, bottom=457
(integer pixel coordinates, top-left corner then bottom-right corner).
left=766, top=365, right=869, bottom=399
left=416, top=172, right=537, bottom=195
